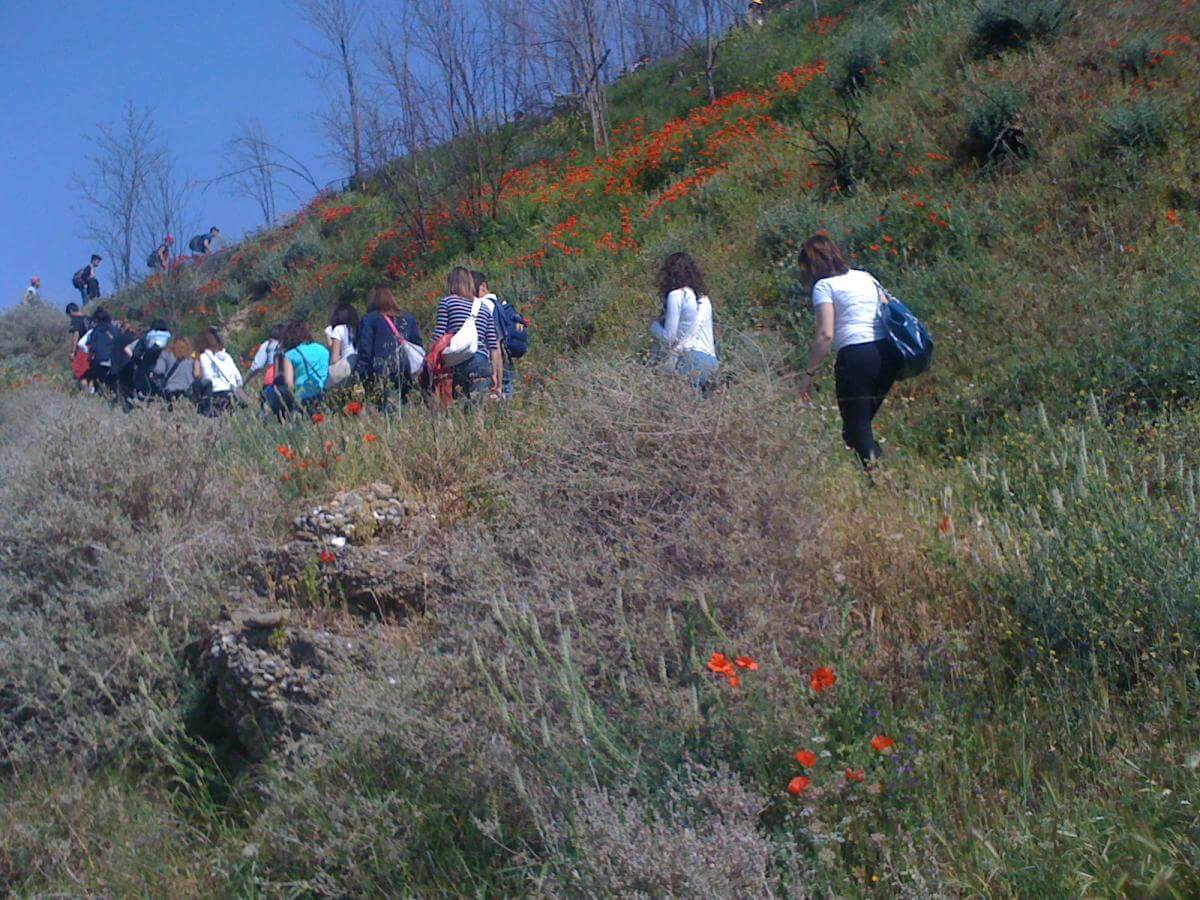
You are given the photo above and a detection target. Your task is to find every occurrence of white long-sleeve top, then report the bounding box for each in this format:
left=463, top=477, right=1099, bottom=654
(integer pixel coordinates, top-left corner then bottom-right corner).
left=199, top=349, right=244, bottom=393
left=649, top=287, right=717, bottom=358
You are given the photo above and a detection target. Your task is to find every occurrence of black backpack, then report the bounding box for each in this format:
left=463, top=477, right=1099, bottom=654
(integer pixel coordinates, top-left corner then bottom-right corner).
left=188, top=234, right=208, bottom=253
left=147, top=249, right=162, bottom=269
left=72, top=268, right=88, bottom=290
left=88, top=322, right=120, bottom=367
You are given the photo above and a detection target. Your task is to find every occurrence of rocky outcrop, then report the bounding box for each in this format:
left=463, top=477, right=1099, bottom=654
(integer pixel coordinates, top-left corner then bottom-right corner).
left=190, top=606, right=371, bottom=761
left=249, top=482, right=447, bottom=618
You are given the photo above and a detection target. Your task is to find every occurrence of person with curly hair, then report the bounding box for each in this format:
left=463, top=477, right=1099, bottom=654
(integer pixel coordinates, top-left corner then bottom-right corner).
left=649, top=251, right=719, bottom=391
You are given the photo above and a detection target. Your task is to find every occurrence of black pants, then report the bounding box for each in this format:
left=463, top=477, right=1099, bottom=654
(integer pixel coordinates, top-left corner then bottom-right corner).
left=834, top=339, right=901, bottom=465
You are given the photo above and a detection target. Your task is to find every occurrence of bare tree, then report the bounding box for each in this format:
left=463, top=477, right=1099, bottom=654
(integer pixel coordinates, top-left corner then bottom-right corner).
left=297, top=0, right=367, bottom=183
left=141, top=153, right=196, bottom=261
left=215, top=118, right=321, bottom=227
left=534, top=0, right=613, bottom=152
left=75, top=103, right=164, bottom=291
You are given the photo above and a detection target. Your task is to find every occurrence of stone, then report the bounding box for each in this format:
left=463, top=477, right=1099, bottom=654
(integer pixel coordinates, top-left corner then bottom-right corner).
left=243, top=610, right=285, bottom=630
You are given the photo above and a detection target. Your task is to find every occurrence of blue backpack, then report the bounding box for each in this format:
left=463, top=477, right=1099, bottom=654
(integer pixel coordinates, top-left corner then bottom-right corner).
left=493, top=298, right=529, bottom=359
left=875, top=281, right=933, bottom=380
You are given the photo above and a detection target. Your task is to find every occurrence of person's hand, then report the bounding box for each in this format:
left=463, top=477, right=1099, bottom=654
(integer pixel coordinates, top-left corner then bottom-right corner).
left=798, top=373, right=814, bottom=401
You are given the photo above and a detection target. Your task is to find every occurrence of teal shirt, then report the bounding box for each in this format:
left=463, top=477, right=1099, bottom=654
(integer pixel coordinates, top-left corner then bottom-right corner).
left=286, top=342, right=330, bottom=400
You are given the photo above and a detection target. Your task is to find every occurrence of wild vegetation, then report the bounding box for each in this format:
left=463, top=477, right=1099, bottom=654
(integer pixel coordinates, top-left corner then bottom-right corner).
left=2, top=0, right=1199, bottom=895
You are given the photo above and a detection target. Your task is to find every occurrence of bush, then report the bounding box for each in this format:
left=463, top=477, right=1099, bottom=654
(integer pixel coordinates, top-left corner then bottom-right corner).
left=0, top=391, right=282, bottom=766
left=1111, top=31, right=1164, bottom=78
left=831, top=20, right=893, bottom=98
left=963, top=86, right=1028, bottom=164
left=1099, top=97, right=1172, bottom=155
left=0, top=301, right=69, bottom=367
left=972, top=0, right=1070, bottom=54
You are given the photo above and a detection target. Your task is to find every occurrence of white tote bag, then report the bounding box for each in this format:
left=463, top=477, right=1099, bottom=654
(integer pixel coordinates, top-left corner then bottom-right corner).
left=381, top=314, right=425, bottom=376
left=442, top=297, right=482, bottom=367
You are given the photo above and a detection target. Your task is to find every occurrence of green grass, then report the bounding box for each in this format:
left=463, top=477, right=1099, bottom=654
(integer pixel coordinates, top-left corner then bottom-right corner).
left=3, top=0, right=1200, bottom=894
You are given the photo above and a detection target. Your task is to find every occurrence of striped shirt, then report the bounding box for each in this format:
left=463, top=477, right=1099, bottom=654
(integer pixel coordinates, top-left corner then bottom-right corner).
left=431, top=295, right=499, bottom=354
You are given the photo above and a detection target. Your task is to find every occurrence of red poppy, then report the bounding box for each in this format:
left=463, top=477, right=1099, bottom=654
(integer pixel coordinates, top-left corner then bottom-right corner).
left=276, top=444, right=294, bottom=461
left=706, top=652, right=735, bottom=676
left=786, top=775, right=810, bottom=796
left=1166, top=209, right=1180, bottom=226
left=810, top=667, right=835, bottom=692
left=319, top=550, right=335, bottom=565
left=725, top=673, right=741, bottom=688
left=363, top=433, right=379, bottom=443
left=844, top=768, right=865, bottom=782
left=734, top=655, right=758, bottom=671
left=311, top=413, right=325, bottom=424
left=870, top=735, right=895, bottom=753
left=344, top=401, right=363, bottom=415
left=794, top=748, right=816, bottom=768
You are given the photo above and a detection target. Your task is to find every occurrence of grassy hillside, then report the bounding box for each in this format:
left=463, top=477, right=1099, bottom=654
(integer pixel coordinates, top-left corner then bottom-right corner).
left=3, top=0, right=1200, bottom=894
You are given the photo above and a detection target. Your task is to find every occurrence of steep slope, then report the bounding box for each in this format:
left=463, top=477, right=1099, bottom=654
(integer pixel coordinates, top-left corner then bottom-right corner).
left=2, top=0, right=1200, bottom=895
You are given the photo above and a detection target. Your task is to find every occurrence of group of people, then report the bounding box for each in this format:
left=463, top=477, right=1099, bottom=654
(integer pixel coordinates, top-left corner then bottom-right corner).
left=62, top=237, right=904, bottom=467
left=67, top=266, right=531, bottom=420
left=63, top=228, right=222, bottom=307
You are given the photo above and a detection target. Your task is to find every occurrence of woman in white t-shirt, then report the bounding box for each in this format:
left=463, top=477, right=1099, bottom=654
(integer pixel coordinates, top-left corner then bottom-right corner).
left=649, top=252, right=719, bottom=391
left=325, top=303, right=359, bottom=367
left=796, top=233, right=900, bottom=466
left=192, top=327, right=244, bottom=416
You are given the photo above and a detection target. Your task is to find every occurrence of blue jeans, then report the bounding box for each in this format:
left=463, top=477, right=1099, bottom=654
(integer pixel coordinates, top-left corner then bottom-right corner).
left=451, top=352, right=493, bottom=402
left=676, top=350, right=718, bottom=392
left=502, top=358, right=515, bottom=399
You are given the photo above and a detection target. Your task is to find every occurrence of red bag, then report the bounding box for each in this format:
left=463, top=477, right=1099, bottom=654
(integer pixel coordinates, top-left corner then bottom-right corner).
left=70, top=347, right=90, bottom=380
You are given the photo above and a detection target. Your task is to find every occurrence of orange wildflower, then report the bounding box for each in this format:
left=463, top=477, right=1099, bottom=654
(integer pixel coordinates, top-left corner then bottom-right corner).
left=871, top=735, right=895, bottom=753
left=363, top=433, right=379, bottom=443
left=794, top=749, right=816, bottom=768
left=344, top=401, right=363, bottom=415
left=734, top=655, right=758, bottom=670
left=938, top=515, right=951, bottom=534
left=1165, top=209, right=1180, bottom=226
left=725, top=673, right=741, bottom=688
left=706, top=652, right=735, bottom=676
left=311, top=413, right=325, bottom=424
left=786, top=775, right=810, bottom=796
left=319, top=550, right=335, bottom=565
left=276, top=444, right=294, bottom=461
left=810, top=667, right=836, bottom=693
left=845, top=768, right=866, bottom=783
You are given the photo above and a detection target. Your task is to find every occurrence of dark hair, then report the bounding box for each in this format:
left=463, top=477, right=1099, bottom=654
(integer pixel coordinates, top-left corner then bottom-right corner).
left=471, top=270, right=487, bottom=295
left=65, top=302, right=79, bottom=315
left=798, top=233, right=850, bottom=282
left=447, top=266, right=475, bottom=299
left=268, top=322, right=287, bottom=341
left=283, top=319, right=313, bottom=350
left=210, top=226, right=220, bottom=233
left=366, top=286, right=400, bottom=315
left=92, top=307, right=111, bottom=323
left=656, top=252, right=707, bottom=299
left=329, top=302, right=360, bottom=335
left=90, top=254, right=102, bottom=263
left=149, top=318, right=169, bottom=332
left=195, top=329, right=222, bottom=353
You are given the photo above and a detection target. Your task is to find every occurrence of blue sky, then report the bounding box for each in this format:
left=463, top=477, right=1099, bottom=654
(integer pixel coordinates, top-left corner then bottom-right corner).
left=0, top=0, right=344, bottom=309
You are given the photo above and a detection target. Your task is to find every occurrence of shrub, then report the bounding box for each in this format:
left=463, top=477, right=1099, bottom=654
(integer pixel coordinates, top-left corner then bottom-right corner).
left=1099, top=97, right=1172, bottom=155
left=831, top=20, right=893, bottom=98
left=0, top=301, right=69, bottom=366
left=972, top=0, right=1070, bottom=54
left=1111, top=31, right=1164, bottom=78
left=963, top=86, right=1028, bottom=164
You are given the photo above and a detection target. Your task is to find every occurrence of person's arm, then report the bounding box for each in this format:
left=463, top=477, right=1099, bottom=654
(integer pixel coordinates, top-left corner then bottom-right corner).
left=431, top=301, right=448, bottom=343
left=124, top=340, right=138, bottom=358
left=330, top=336, right=343, bottom=365
left=405, top=313, right=423, bottom=347
left=283, top=356, right=297, bottom=392
left=193, top=355, right=203, bottom=380
left=798, top=304, right=835, bottom=400
left=483, top=311, right=501, bottom=393
left=656, top=289, right=684, bottom=346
